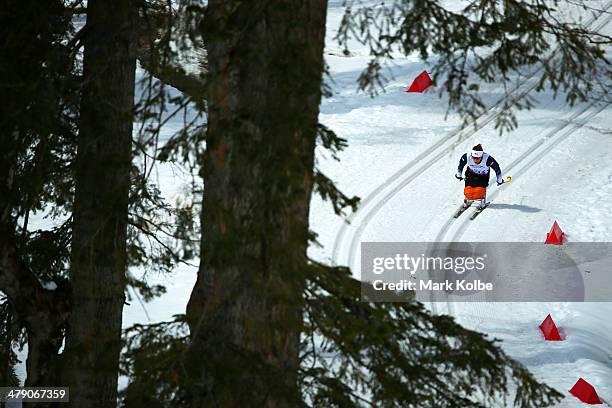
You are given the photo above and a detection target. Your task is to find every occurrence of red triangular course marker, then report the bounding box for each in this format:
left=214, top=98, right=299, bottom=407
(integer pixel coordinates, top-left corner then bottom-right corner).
left=539, top=314, right=563, bottom=341
left=569, top=378, right=603, bottom=404
left=406, top=70, right=432, bottom=93
left=545, top=221, right=564, bottom=244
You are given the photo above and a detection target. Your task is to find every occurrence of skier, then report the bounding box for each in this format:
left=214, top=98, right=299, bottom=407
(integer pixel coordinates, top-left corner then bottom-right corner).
left=455, top=144, right=504, bottom=209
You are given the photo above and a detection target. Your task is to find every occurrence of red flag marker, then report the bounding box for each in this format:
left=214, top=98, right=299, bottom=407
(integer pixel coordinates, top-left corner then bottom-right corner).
left=539, top=314, right=563, bottom=341
left=545, top=221, right=564, bottom=244
left=569, top=378, right=603, bottom=404
left=406, top=70, right=432, bottom=93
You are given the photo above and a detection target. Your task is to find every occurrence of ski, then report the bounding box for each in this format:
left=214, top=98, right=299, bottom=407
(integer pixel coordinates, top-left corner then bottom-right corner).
left=453, top=205, right=470, bottom=218
left=469, top=202, right=490, bottom=220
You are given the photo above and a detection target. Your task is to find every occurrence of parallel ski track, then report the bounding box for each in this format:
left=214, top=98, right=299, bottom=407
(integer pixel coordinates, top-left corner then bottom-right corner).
left=330, top=3, right=612, bottom=274
left=434, top=100, right=612, bottom=243
left=450, top=104, right=611, bottom=242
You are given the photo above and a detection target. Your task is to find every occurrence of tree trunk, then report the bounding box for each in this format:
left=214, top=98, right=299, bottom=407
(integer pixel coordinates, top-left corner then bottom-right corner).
left=185, top=1, right=328, bottom=406
left=63, top=0, right=136, bottom=405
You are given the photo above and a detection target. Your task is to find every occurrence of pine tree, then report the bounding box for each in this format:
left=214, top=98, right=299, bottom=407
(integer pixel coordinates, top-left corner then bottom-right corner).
left=182, top=1, right=328, bottom=406
left=0, top=0, right=75, bottom=388
left=0, top=0, right=196, bottom=402
left=60, top=0, right=137, bottom=405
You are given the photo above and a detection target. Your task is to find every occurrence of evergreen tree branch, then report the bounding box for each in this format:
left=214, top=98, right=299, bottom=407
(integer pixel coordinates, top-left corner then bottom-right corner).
left=136, top=0, right=208, bottom=101
left=0, top=298, right=20, bottom=386
left=313, top=169, right=360, bottom=216
left=301, top=260, right=564, bottom=407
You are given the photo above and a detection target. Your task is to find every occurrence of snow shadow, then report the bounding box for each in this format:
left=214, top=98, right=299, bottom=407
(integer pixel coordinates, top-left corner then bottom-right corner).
left=487, top=203, right=542, bottom=213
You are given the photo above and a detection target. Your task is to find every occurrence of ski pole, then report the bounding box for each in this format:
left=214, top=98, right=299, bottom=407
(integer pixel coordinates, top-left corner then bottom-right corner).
left=497, top=176, right=511, bottom=186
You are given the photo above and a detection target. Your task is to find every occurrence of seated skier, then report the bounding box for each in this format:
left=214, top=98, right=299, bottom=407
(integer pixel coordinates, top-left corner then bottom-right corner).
left=455, top=144, right=504, bottom=209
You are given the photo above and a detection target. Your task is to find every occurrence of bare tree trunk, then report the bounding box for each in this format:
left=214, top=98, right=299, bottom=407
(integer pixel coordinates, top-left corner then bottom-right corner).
left=63, top=0, right=136, bottom=405
left=185, top=1, right=328, bottom=406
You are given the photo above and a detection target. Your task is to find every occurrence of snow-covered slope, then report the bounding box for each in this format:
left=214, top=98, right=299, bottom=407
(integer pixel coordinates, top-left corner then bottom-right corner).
left=311, top=1, right=612, bottom=406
